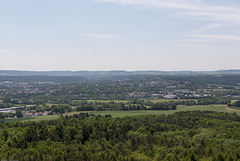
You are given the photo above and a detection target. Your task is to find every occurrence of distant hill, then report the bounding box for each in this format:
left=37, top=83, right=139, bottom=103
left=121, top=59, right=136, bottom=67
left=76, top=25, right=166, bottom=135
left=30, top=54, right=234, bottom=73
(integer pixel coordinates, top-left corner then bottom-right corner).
left=0, top=69, right=240, bottom=78
left=215, top=69, right=240, bottom=74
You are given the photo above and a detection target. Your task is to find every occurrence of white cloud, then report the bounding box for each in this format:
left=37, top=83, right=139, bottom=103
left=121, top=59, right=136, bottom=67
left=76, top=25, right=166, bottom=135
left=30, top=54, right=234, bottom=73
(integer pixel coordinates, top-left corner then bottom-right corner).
left=83, top=33, right=120, bottom=39
left=178, top=11, right=240, bottom=23
left=0, top=49, right=8, bottom=53
left=98, top=0, right=240, bottom=44
left=184, top=24, right=240, bottom=42
left=185, top=34, right=240, bottom=41
left=97, top=0, right=240, bottom=23
left=185, top=24, right=221, bottom=35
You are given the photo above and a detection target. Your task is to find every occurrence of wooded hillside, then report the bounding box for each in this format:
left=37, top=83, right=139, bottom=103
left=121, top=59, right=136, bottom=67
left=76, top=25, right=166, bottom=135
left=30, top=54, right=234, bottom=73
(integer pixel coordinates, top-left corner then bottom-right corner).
left=0, top=111, right=240, bottom=160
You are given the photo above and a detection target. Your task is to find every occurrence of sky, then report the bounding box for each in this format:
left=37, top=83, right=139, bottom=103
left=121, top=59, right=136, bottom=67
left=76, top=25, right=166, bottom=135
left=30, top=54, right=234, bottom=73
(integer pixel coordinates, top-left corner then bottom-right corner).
left=0, top=0, right=240, bottom=71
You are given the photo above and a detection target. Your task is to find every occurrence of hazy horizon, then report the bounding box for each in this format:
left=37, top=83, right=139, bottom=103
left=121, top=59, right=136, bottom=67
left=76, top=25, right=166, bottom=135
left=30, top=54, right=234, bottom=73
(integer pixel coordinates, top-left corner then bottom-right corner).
left=1, top=69, right=240, bottom=72
left=1, top=0, right=240, bottom=71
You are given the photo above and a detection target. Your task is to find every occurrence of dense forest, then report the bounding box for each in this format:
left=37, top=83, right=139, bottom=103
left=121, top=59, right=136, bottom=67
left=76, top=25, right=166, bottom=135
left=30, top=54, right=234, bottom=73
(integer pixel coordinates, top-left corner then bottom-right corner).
left=1, top=111, right=240, bottom=161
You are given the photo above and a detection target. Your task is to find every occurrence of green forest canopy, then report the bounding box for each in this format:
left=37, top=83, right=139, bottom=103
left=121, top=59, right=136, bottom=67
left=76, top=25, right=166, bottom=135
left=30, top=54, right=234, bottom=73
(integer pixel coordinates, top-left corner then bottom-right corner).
left=0, top=111, right=240, bottom=161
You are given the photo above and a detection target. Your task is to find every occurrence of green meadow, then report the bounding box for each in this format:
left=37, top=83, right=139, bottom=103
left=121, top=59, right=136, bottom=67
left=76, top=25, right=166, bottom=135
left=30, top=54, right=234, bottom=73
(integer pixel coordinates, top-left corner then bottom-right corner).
left=91, top=104, right=240, bottom=118
left=5, top=104, right=240, bottom=122
left=5, top=115, right=60, bottom=123
left=149, top=99, right=197, bottom=103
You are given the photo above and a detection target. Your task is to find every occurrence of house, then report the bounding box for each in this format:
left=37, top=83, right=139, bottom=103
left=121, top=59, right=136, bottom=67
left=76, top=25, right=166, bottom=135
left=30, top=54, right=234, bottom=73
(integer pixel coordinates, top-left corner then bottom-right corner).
left=22, top=111, right=29, bottom=115
left=34, top=112, right=43, bottom=116
left=43, top=111, right=51, bottom=116
left=164, top=95, right=176, bottom=99
left=25, top=113, right=33, bottom=117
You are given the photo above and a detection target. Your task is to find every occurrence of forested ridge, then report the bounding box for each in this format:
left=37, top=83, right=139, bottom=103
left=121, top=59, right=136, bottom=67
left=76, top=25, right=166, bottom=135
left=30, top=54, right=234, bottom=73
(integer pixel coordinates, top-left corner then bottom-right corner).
left=0, top=111, right=240, bottom=161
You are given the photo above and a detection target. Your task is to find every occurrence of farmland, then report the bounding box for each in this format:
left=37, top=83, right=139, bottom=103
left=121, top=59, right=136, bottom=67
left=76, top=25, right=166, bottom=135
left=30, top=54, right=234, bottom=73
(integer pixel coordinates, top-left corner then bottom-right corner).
left=56, top=104, right=240, bottom=119
left=4, top=115, right=60, bottom=123
left=91, top=104, right=240, bottom=117
left=6, top=104, right=240, bottom=123
left=149, top=99, right=197, bottom=103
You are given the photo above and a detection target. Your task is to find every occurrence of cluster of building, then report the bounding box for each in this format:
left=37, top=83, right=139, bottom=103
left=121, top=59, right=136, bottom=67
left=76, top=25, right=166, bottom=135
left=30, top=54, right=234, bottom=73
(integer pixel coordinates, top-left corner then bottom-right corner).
left=0, top=81, right=62, bottom=95
left=0, top=107, right=21, bottom=113
left=127, top=89, right=212, bottom=99
left=128, top=92, right=149, bottom=98
left=22, top=111, right=54, bottom=117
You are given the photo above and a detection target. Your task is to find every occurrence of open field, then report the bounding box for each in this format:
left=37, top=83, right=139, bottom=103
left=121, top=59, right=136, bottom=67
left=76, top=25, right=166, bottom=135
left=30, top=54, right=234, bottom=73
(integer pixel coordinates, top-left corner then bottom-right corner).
left=177, top=105, right=232, bottom=113
left=46, top=103, right=58, bottom=106
left=86, top=100, right=130, bottom=103
left=5, top=104, right=240, bottom=122
left=47, top=99, right=197, bottom=108
left=46, top=103, right=78, bottom=109
left=63, top=111, right=91, bottom=116
left=149, top=99, right=197, bottom=103
left=5, top=115, right=60, bottom=123
left=91, top=105, right=240, bottom=118
left=212, top=89, right=233, bottom=92
left=5, top=117, right=36, bottom=123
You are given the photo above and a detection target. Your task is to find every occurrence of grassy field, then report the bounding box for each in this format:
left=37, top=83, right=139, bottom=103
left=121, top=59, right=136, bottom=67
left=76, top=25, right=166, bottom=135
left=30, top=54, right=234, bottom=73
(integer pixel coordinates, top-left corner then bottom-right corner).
left=63, top=111, right=91, bottom=116
left=46, top=99, right=197, bottom=108
left=227, top=106, right=240, bottom=110
left=86, top=100, right=130, bottom=103
left=5, top=117, right=36, bottom=123
left=48, top=99, right=196, bottom=105
left=149, top=99, right=197, bottom=103
left=5, top=104, right=240, bottom=122
left=5, top=115, right=60, bottom=123
left=46, top=103, right=78, bottom=109
left=61, top=105, right=240, bottom=118
left=91, top=105, right=240, bottom=118
left=46, top=103, right=59, bottom=107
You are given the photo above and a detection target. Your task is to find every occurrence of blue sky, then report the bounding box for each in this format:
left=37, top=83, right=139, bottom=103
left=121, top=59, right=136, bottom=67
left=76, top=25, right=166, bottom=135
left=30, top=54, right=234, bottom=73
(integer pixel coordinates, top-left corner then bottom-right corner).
left=0, top=0, right=240, bottom=71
